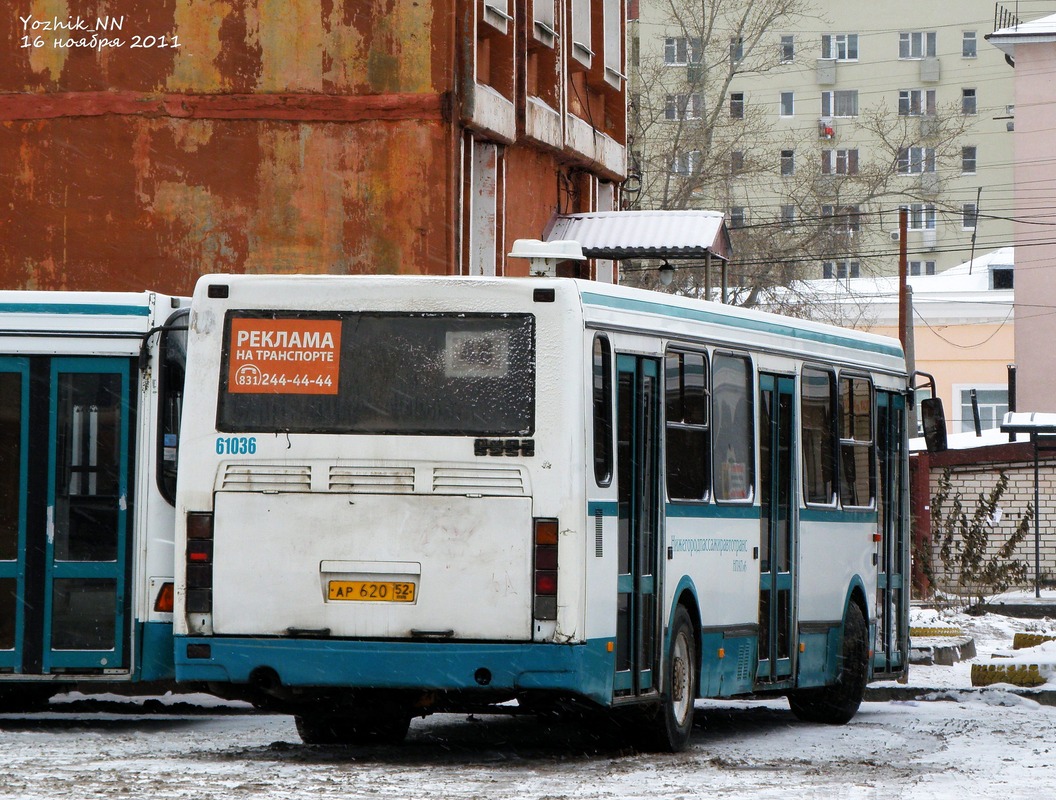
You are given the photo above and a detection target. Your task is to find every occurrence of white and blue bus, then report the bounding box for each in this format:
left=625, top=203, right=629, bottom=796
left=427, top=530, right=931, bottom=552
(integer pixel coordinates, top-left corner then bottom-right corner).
left=0, top=291, right=188, bottom=708
left=173, top=274, right=910, bottom=750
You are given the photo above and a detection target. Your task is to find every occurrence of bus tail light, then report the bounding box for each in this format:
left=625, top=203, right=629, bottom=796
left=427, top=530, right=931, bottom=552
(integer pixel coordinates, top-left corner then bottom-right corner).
left=153, top=581, right=174, bottom=613
left=186, top=512, right=214, bottom=614
left=533, top=518, right=558, bottom=620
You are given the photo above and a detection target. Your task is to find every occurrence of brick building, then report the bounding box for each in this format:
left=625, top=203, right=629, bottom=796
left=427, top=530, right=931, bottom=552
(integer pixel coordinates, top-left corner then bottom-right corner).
left=0, top=1, right=626, bottom=294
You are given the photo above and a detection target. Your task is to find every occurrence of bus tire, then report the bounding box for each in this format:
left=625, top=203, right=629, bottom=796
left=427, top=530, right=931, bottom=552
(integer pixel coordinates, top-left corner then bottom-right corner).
left=640, top=605, right=697, bottom=752
left=787, top=602, right=868, bottom=725
left=295, top=710, right=411, bottom=746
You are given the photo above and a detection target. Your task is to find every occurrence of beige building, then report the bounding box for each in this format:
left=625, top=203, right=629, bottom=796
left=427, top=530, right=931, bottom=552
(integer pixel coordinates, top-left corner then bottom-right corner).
left=630, top=1, right=1015, bottom=281
left=989, top=13, right=1056, bottom=412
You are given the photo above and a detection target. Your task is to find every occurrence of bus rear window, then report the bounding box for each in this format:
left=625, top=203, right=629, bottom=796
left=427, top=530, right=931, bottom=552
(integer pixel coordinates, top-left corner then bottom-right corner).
left=217, top=312, right=535, bottom=435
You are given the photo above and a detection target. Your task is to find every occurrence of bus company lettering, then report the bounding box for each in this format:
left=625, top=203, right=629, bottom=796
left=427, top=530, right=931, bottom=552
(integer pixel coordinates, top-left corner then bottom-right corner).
left=228, top=318, right=341, bottom=395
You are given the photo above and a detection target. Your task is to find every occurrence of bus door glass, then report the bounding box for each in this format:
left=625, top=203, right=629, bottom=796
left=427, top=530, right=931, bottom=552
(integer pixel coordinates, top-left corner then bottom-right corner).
left=875, top=390, right=906, bottom=673
left=614, top=354, right=661, bottom=697
left=44, top=358, right=132, bottom=673
left=0, top=358, right=28, bottom=671
left=758, top=373, right=795, bottom=681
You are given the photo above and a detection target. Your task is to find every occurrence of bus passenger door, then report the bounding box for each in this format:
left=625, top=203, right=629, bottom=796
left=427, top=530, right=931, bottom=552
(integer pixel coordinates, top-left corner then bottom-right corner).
left=0, top=359, right=29, bottom=672
left=758, top=374, right=795, bottom=682
left=874, top=391, right=907, bottom=675
left=44, top=359, right=132, bottom=673
left=614, top=355, right=661, bottom=698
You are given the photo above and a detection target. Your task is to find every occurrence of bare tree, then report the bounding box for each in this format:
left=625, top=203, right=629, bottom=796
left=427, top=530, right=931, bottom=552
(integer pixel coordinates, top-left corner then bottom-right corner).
left=626, top=0, right=975, bottom=318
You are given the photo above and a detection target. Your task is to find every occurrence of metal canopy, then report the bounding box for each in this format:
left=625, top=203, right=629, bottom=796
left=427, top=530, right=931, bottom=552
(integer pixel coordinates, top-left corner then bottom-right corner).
left=543, top=210, right=732, bottom=262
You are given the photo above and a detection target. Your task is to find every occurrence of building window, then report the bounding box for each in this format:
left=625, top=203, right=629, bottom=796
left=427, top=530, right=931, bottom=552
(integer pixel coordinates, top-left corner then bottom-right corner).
left=729, top=206, right=746, bottom=228
left=962, top=203, right=978, bottom=230
left=962, top=88, right=977, bottom=115
left=899, top=31, right=936, bottom=59
left=780, top=34, right=795, bottom=63
left=780, top=149, right=795, bottom=176
left=963, top=30, right=977, bottom=58
left=904, top=203, right=936, bottom=230
left=665, top=36, right=701, bottom=65
left=821, top=148, right=859, bottom=175
left=731, top=151, right=745, bottom=175
left=909, top=260, right=936, bottom=276
left=821, top=33, right=858, bottom=61
left=672, top=150, right=701, bottom=176
left=665, top=350, right=710, bottom=501
left=956, top=387, right=1008, bottom=433
left=730, top=36, right=744, bottom=63
left=730, top=92, right=745, bottom=118
left=962, top=146, right=977, bottom=174
left=666, top=93, right=702, bottom=120
left=780, top=204, right=796, bottom=227
left=991, top=266, right=1014, bottom=290
left=898, top=89, right=936, bottom=116
left=821, top=90, right=858, bottom=118
left=897, top=147, right=936, bottom=174
left=822, top=261, right=860, bottom=279
left=780, top=91, right=794, bottom=117
left=822, top=204, right=861, bottom=232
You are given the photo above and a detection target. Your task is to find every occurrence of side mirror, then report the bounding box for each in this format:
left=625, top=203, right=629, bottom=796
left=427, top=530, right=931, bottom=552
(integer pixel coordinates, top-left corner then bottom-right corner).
left=920, top=397, right=948, bottom=453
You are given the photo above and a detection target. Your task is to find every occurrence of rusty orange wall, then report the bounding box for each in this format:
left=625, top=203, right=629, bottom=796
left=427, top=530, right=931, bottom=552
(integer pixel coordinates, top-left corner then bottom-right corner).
left=0, top=0, right=457, bottom=294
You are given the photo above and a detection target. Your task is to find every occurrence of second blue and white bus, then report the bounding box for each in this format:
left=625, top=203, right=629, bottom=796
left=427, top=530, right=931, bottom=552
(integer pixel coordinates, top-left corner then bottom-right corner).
left=0, top=291, right=188, bottom=707
left=173, top=274, right=909, bottom=750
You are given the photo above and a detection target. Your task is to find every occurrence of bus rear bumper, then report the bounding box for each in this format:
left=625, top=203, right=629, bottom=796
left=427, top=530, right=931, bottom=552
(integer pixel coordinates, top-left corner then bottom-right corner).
left=175, top=636, right=614, bottom=706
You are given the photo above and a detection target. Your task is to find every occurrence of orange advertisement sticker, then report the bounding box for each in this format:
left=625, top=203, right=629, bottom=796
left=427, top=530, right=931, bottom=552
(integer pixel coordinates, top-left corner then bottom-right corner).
left=227, top=318, right=341, bottom=395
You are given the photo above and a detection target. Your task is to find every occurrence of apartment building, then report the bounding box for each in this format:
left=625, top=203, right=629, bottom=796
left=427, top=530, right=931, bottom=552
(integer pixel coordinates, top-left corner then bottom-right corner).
left=630, top=1, right=1015, bottom=281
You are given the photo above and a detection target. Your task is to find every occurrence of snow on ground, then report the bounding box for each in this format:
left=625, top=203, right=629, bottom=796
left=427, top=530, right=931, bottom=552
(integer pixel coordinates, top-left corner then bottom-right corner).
left=2, top=604, right=1056, bottom=800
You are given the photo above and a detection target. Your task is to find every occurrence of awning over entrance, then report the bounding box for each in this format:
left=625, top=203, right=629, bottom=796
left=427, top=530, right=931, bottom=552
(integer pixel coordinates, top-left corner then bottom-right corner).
left=543, top=210, right=732, bottom=262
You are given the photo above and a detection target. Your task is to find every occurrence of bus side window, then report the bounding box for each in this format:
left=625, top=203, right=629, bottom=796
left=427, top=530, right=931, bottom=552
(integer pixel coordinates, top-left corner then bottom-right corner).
left=712, top=353, right=754, bottom=502
left=593, top=335, right=613, bottom=486
left=665, top=349, right=709, bottom=501
left=157, top=309, right=189, bottom=505
left=801, top=367, right=837, bottom=505
left=839, top=375, right=875, bottom=507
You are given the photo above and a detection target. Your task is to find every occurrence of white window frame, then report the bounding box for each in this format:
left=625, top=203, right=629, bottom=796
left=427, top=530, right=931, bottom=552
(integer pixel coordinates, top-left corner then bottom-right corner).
left=672, top=150, right=702, bottom=176
left=962, top=203, right=978, bottom=230
left=571, top=0, right=592, bottom=67
left=954, top=385, right=1008, bottom=433
left=531, top=0, right=557, bottom=46
left=780, top=149, right=795, bottom=176
left=904, top=203, right=936, bottom=230
left=897, top=146, right=936, bottom=174
left=962, top=30, right=977, bottom=58
left=962, top=88, right=977, bottom=115
left=665, top=93, right=702, bottom=121
left=779, top=91, right=794, bottom=117
left=821, top=148, right=859, bottom=175
left=821, top=33, right=858, bottom=61
left=664, top=36, right=701, bottom=66
left=898, top=88, right=936, bottom=117
left=962, top=145, right=978, bottom=174
left=780, top=34, right=795, bottom=63
left=899, top=31, right=936, bottom=59
left=821, top=90, right=858, bottom=118
left=730, top=92, right=745, bottom=119
left=822, top=260, right=860, bottom=279
left=909, top=260, right=936, bottom=276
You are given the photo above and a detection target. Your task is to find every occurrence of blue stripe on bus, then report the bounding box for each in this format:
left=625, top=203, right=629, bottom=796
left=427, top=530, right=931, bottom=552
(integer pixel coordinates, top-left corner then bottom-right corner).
left=175, top=636, right=616, bottom=707
left=0, top=302, right=150, bottom=316
left=665, top=503, right=759, bottom=519
left=588, top=501, right=618, bottom=517
left=800, top=507, right=878, bottom=524
left=581, top=291, right=904, bottom=359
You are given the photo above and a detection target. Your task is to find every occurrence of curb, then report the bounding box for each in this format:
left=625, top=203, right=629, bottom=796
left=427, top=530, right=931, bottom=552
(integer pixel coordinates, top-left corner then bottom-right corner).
left=1013, top=633, right=1056, bottom=650
left=865, top=685, right=1056, bottom=706
left=971, top=663, right=1047, bottom=688
left=910, top=626, right=963, bottom=638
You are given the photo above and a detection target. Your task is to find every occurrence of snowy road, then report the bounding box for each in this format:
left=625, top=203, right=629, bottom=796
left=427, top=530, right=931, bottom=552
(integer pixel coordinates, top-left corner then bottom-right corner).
left=2, top=694, right=1055, bottom=799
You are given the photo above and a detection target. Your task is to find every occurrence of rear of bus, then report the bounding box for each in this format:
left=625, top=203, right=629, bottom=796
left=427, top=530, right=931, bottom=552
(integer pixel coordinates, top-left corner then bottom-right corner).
left=173, top=275, right=602, bottom=734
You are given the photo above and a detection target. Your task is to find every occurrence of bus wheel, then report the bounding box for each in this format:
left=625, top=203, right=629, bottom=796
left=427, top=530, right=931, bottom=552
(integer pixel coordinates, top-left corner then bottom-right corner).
left=295, top=710, right=411, bottom=746
left=640, top=605, right=697, bottom=752
left=787, top=602, right=868, bottom=725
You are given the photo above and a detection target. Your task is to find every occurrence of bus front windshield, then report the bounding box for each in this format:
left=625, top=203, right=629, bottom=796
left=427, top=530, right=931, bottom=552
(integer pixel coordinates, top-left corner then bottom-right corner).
left=217, top=312, right=535, bottom=436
